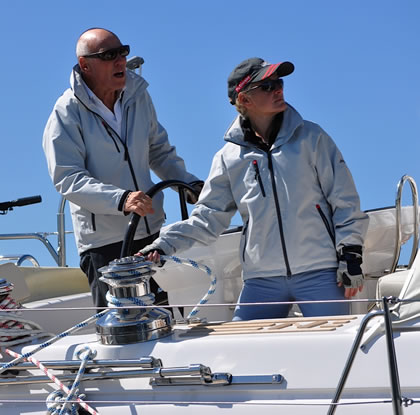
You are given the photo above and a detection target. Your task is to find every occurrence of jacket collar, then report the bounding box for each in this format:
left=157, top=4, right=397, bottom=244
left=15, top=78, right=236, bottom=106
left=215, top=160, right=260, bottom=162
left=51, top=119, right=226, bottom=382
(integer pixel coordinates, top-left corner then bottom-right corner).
left=224, top=104, right=304, bottom=149
left=240, top=113, right=284, bottom=151
left=70, top=64, right=148, bottom=111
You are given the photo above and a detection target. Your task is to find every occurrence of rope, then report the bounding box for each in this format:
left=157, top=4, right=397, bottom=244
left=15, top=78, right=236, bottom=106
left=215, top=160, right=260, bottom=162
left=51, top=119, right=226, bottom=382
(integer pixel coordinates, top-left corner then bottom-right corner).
left=161, top=255, right=216, bottom=319
left=5, top=348, right=98, bottom=415
left=0, top=310, right=107, bottom=375
left=47, top=390, right=89, bottom=415
left=103, top=255, right=215, bottom=320
left=106, top=290, right=154, bottom=308
left=58, top=346, right=97, bottom=415
left=0, top=293, right=52, bottom=347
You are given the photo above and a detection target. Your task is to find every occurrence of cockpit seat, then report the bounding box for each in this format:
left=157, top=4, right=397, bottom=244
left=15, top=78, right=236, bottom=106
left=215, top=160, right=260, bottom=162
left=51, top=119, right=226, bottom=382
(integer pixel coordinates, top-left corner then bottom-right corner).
left=376, top=269, right=410, bottom=300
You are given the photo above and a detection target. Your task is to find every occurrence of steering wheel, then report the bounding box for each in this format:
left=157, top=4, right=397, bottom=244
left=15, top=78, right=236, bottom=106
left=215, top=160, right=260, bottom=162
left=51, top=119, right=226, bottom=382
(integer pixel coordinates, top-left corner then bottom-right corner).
left=120, top=180, right=200, bottom=258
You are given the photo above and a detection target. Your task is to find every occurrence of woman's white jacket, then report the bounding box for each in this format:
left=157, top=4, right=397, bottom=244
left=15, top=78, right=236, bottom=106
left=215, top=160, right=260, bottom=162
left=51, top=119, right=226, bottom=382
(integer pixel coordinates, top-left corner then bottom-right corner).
left=145, top=105, right=369, bottom=280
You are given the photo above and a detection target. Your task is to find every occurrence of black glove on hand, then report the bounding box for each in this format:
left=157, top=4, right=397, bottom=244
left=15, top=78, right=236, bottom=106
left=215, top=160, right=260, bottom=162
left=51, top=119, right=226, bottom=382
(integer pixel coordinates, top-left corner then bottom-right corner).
left=337, top=245, right=364, bottom=288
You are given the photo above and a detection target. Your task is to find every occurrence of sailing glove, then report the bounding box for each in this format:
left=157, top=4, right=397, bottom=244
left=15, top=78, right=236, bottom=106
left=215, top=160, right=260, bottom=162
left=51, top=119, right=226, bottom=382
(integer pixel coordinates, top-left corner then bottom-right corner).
left=337, top=245, right=364, bottom=288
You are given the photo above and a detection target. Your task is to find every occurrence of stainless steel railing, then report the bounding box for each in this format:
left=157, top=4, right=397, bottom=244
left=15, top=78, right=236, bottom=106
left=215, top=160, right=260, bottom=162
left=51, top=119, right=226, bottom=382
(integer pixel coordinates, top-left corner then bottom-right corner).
left=0, top=196, right=68, bottom=267
left=390, top=175, right=419, bottom=272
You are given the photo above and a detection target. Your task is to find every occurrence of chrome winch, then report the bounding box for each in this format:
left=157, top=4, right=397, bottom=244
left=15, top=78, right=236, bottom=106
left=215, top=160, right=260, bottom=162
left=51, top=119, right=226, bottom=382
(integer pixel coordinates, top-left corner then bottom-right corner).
left=96, top=256, right=172, bottom=345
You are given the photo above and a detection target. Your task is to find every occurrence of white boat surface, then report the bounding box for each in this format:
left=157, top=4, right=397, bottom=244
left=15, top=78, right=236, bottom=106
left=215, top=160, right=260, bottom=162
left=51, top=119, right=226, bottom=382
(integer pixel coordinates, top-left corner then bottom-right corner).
left=0, top=175, right=419, bottom=414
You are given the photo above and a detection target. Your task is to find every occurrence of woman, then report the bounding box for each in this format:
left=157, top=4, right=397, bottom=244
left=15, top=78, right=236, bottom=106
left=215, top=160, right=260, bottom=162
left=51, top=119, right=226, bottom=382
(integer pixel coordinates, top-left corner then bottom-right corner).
left=140, top=57, right=369, bottom=320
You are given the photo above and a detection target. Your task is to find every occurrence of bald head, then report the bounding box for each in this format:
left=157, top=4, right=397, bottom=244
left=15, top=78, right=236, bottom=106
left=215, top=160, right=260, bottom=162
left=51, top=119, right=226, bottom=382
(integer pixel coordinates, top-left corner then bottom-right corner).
left=76, top=28, right=127, bottom=109
left=76, top=28, right=120, bottom=57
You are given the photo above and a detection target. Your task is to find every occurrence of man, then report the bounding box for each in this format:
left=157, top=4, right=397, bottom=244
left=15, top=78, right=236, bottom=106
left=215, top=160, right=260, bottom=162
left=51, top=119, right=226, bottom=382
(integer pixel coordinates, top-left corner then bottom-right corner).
left=140, top=57, right=369, bottom=320
left=43, top=28, right=201, bottom=309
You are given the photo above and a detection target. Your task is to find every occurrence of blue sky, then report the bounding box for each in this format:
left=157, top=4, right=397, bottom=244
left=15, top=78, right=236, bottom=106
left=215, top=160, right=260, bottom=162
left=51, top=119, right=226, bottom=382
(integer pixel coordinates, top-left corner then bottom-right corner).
left=1, top=0, right=419, bottom=267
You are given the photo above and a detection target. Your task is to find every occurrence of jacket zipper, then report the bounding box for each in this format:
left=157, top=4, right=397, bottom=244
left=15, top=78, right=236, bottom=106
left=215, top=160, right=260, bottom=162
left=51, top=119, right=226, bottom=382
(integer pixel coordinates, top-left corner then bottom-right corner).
left=102, top=121, right=121, bottom=153
left=122, top=107, right=151, bottom=234
left=252, top=160, right=266, bottom=197
left=76, top=97, right=152, bottom=235
left=267, top=151, right=291, bottom=277
left=103, top=116, right=151, bottom=233
left=75, top=94, right=121, bottom=153
left=242, top=219, right=249, bottom=262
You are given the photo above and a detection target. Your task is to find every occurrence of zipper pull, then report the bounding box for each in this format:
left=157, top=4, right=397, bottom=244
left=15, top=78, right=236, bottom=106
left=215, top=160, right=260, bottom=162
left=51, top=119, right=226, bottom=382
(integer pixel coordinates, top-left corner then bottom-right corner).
left=252, top=160, right=260, bottom=180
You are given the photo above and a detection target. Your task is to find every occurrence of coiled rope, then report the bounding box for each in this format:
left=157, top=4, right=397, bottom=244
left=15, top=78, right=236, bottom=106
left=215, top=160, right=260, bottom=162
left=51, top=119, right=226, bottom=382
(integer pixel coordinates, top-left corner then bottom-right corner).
left=0, top=282, right=52, bottom=347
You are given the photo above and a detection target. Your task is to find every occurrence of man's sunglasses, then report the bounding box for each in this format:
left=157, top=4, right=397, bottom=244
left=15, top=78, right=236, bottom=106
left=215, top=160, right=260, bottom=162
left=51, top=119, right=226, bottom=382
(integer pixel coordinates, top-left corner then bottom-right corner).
left=246, top=78, right=284, bottom=93
left=83, top=45, right=130, bottom=61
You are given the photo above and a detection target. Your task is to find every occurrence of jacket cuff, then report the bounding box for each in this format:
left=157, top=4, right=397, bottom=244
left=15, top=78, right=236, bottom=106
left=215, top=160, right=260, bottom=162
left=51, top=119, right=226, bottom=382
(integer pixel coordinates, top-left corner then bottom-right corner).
left=118, top=190, right=132, bottom=215
left=156, top=239, right=177, bottom=256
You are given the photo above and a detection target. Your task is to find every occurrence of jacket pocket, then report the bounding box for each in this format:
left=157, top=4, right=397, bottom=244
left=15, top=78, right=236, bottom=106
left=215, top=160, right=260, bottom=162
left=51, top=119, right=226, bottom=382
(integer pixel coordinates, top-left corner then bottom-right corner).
left=74, top=209, right=96, bottom=236
left=91, top=213, right=96, bottom=232
left=242, top=219, right=249, bottom=262
left=252, top=160, right=266, bottom=197
left=315, top=204, right=334, bottom=245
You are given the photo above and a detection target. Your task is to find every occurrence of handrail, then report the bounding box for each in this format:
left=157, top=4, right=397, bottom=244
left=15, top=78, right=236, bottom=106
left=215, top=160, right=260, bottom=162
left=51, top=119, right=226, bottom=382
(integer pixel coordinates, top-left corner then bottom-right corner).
left=57, top=196, right=67, bottom=266
left=0, top=233, right=60, bottom=266
left=0, top=363, right=211, bottom=386
left=0, top=196, right=68, bottom=267
left=0, top=254, right=40, bottom=267
left=382, top=298, right=403, bottom=414
left=328, top=298, right=405, bottom=415
left=390, top=175, right=419, bottom=272
left=9, top=357, right=161, bottom=371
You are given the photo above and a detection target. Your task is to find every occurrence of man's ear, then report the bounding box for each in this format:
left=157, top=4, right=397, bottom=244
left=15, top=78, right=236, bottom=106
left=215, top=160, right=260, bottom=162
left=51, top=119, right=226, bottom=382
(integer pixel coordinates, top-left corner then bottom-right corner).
left=78, top=57, right=90, bottom=72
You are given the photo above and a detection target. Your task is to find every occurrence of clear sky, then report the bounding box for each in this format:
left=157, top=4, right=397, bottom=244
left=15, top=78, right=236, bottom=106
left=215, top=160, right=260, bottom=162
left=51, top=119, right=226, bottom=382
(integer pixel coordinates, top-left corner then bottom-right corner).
left=1, top=0, right=419, bottom=268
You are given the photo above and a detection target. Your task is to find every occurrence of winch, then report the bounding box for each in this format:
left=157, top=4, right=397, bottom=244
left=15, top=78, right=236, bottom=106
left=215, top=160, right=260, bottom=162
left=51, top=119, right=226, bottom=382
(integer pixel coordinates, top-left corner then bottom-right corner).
left=95, top=256, right=172, bottom=345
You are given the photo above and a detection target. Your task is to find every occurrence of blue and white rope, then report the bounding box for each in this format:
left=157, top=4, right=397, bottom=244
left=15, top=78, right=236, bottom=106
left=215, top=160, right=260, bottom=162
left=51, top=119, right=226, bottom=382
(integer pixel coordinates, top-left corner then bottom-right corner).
left=104, top=256, right=215, bottom=319
left=46, top=390, right=69, bottom=414
left=162, top=255, right=216, bottom=319
left=0, top=310, right=107, bottom=375
left=46, top=390, right=88, bottom=415
left=106, top=291, right=155, bottom=308
left=103, top=267, right=153, bottom=280
left=0, top=294, right=53, bottom=347
left=105, top=290, right=156, bottom=318
left=58, top=346, right=97, bottom=415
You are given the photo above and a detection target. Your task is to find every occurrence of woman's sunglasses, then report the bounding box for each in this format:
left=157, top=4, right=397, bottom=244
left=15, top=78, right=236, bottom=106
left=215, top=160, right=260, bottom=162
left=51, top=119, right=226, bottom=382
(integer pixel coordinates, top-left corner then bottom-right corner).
left=83, top=45, right=130, bottom=61
left=246, top=78, right=284, bottom=93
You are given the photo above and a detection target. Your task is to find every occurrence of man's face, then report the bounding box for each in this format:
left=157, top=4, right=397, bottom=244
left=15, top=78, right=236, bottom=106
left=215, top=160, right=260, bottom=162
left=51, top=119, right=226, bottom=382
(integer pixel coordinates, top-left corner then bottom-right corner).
left=79, top=31, right=127, bottom=96
left=242, top=74, right=287, bottom=116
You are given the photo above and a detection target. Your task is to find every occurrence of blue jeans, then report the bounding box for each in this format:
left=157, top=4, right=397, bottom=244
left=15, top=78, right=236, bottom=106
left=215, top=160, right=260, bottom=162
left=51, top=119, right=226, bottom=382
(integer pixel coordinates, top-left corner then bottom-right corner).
left=233, top=268, right=348, bottom=321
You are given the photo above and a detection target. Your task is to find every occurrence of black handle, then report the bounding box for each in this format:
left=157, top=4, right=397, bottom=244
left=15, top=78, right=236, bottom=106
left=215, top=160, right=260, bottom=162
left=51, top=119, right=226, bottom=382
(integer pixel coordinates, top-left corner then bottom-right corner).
left=0, top=195, right=42, bottom=211
left=120, top=181, right=198, bottom=258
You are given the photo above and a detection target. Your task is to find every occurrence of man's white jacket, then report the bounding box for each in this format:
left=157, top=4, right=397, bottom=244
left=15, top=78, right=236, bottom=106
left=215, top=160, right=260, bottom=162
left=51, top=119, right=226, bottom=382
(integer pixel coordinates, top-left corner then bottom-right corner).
left=43, top=65, right=198, bottom=254
left=145, top=105, right=369, bottom=280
